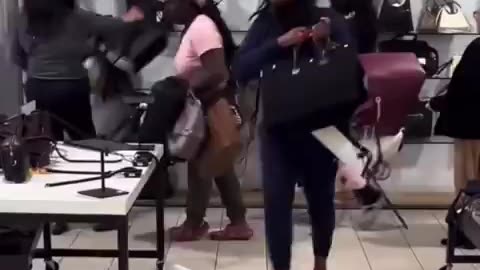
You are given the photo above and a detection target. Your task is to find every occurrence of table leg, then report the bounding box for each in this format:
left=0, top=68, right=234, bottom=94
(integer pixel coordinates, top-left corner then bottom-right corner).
left=118, top=219, right=129, bottom=270
left=43, top=223, right=53, bottom=262
left=156, top=161, right=167, bottom=270
left=43, top=223, right=59, bottom=270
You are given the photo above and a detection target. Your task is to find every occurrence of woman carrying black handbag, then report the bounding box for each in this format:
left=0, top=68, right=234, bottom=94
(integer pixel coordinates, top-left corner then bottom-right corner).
left=233, top=1, right=377, bottom=269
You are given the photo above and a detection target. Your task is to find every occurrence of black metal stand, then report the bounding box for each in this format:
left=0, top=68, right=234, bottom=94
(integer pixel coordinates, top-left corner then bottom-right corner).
left=78, top=151, right=128, bottom=199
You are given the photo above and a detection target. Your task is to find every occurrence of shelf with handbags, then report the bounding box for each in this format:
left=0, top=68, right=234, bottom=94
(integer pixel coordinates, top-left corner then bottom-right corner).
left=378, top=0, right=475, bottom=35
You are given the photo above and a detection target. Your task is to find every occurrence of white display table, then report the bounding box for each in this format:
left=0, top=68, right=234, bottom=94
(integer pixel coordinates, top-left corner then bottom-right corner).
left=0, top=144, right=166, bottom=270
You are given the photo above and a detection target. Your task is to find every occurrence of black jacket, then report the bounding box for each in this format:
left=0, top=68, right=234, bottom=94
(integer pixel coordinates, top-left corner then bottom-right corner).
left=435, top=38, right=480, bottom=139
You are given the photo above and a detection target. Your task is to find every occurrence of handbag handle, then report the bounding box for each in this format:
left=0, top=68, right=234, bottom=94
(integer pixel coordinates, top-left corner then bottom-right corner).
left=436, top=0, right=461, bottom=14
left=292, top=46, right=301, bottom=75
left=393, top=33, right=417, bottom=40
left=385, top=0, right=407, bottom=8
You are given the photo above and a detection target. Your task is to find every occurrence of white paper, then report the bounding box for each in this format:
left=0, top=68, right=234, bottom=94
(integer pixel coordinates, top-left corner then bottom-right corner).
left=312, top=126, right=364, bottom=172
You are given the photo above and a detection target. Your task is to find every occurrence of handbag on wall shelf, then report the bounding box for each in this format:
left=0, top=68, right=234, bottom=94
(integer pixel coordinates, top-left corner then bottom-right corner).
left=378, top=0, right=414, bottom=33
left=378, top=34, right=439, bottom=77
left=418, top=0, right=472, bottom=33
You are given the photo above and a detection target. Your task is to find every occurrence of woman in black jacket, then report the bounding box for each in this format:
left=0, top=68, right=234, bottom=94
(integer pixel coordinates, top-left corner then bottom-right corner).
left=233, top=1, right=356, bottom=269
left=430, top=37, right=480, bottom=249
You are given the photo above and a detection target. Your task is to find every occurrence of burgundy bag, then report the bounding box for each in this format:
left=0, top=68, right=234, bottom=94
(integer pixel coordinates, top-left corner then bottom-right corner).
left=355, top=53, right=426, bottom=136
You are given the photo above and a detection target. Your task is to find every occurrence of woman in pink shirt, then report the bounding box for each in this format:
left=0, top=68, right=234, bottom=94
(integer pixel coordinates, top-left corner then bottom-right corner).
left=164, top=0, right=253, bottom=242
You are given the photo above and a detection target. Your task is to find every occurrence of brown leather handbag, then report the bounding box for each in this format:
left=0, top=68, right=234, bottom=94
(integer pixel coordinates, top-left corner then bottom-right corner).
left=195, top=96, right=242, bottom=179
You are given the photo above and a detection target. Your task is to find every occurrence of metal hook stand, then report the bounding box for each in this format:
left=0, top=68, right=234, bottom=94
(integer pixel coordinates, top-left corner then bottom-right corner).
left=358, top=139, right=409, bottom=230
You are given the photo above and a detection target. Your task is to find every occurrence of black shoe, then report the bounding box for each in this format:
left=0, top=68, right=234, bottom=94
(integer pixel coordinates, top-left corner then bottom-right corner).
left=52, top=222, right=69, bottom=235
left=93, top=223, right=115, bottom=232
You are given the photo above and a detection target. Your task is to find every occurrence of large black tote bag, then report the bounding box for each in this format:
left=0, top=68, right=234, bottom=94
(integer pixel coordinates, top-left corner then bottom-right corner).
left=260, top=44, right=364, bottom=130
left=378, top=0, right=414, bottom=34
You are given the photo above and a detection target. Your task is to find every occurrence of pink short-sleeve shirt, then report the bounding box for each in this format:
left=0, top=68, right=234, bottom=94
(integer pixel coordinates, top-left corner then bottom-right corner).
left=174, top=15, right=223, bottom=87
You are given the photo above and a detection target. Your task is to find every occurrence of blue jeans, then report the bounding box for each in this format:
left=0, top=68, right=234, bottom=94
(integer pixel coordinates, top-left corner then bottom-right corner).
left=260, top=128, right=337, bottom=270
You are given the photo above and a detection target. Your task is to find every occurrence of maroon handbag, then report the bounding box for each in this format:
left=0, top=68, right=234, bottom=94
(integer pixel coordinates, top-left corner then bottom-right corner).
left=355, top=53, right=426, bottom=136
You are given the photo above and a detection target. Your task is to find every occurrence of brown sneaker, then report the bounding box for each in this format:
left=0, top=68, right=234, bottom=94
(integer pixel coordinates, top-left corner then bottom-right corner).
left=209, top=223, right=254, bottom=241
left=169, top=221, right=209, bottom=242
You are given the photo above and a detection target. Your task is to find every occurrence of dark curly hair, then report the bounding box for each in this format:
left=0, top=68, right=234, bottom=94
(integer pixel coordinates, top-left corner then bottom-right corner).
left=24, top=0, right=76, bottom=37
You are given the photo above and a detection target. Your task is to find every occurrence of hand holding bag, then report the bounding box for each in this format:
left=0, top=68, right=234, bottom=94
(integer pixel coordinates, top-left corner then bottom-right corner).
left=378, top=0, right=414, bottom=33
left=196, top=95, right=242, bottom=179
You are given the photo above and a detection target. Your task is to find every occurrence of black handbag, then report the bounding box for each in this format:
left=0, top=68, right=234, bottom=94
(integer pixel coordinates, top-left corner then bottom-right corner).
left=260, top=44, right=365, bottom=130
left=404, top=101, right=434, bottom=138
left=139, top=76, right=188, bottom=143
left=378, top=0, right=414, bottom=33
left=0, top=135, right=30, bottom=184
left=379, top=34, right=439, bottom=76
left=0, top=111, right=53, bottom=169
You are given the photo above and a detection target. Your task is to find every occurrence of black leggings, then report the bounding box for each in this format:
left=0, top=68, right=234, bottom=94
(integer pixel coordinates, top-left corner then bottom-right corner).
left=25, top=78, right=96, bottom=140
left=260, top=128, right=337, bottom=270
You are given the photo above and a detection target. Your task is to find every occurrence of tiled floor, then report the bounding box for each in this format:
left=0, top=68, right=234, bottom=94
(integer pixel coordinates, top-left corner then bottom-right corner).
left=30, top=208, right=478, bottom=270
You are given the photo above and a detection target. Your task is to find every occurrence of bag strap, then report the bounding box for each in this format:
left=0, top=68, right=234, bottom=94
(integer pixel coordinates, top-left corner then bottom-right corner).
left=433, top=58, right=453, bottom=76
left=393, top=33, right=417, bottom=40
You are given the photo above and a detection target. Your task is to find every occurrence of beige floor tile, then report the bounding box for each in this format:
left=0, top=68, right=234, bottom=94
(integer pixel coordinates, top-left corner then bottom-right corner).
left=108, top=208, right=184, bottom=270
left=128, top=207, right=183, bottom=250
left=60, top=223, right=129, bottom=270
left=398, top=210, right=475, bottom=270
left=216, top=209, right=268, bottom=270
left=329, top=210, right=371, bottom=270
left=355, top=210, right=423, bottom=270
left=166, top=208, right=224, bottom=270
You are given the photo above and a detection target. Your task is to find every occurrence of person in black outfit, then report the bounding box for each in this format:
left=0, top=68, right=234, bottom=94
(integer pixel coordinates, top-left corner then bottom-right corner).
left=430, top=37, right=480, bottom=249
left=233, top=1, right=367, bottom=269
left=12, top=0, right=144, bottom=235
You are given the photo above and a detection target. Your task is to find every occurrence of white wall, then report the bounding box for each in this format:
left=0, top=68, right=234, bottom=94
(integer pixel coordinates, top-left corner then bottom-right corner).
left=91, top=0, right=480, bottom=194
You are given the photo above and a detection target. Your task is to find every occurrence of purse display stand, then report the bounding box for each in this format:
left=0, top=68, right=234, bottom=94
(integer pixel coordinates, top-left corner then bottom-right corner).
left=440, top=181, right=480, bottom=270
left=313, top=127, right=409, bottom=229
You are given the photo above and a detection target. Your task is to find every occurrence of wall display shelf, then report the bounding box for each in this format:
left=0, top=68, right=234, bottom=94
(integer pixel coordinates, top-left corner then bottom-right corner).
left=382, top=31, right=478, bottom=36
left=428, top=77, right=452, bottom=80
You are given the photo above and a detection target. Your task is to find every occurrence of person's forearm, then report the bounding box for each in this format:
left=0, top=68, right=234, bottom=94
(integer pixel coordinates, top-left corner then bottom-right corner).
left=233, top=39, right=282, bottom=85
left=193, top=72, right=229, bottom=95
